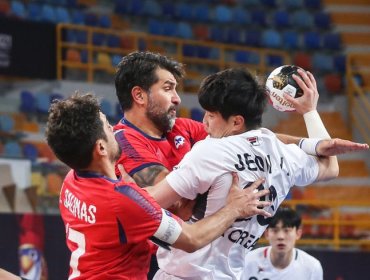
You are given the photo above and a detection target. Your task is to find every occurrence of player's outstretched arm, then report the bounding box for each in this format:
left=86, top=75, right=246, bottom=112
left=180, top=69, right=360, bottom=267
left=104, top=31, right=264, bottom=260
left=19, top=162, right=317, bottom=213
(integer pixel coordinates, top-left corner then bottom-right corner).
left=172, top=174, right=271, bottom=253
left=315, top=138, right=369, bottom=157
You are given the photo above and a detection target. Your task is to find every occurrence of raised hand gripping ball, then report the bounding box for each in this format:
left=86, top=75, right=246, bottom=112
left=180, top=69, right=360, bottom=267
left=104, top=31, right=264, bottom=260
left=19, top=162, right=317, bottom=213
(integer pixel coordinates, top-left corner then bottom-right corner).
left=265, top=65, right=304, bottom=112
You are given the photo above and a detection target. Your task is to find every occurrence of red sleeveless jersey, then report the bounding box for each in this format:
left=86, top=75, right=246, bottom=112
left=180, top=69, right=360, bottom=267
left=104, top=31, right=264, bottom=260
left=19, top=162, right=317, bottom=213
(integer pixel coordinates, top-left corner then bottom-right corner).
left=114, top=118, right=207, bottom=176
left=60, top=170, right=165, bottom=279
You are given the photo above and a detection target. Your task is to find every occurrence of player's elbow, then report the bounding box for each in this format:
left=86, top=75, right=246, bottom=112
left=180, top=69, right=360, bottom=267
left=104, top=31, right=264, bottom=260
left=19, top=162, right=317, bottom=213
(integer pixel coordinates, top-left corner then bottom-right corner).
left=316, top=156, right=339, bottom=182
left=319, top=158, right=339, bottom=181
left=182, top=237, right=202, bottom=253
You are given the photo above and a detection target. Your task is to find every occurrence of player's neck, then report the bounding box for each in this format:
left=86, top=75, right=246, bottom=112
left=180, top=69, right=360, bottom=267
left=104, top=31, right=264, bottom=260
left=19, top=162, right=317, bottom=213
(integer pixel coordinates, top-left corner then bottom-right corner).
left=84, top=159, right=118, bottom=181
left=270, top=248, right=293, bottom=269
left=124, top=110, right=164, bottom=138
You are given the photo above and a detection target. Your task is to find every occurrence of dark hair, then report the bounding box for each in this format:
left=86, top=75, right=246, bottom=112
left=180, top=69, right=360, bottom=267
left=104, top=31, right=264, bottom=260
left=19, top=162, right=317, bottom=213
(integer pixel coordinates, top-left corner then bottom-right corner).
left=198, top=68, right=267, bottom=130
left=269, top=207, right=302, bottom=229
left=45, top=93, right=107, bottom=170
left=115, top=51, right=185, bottom=111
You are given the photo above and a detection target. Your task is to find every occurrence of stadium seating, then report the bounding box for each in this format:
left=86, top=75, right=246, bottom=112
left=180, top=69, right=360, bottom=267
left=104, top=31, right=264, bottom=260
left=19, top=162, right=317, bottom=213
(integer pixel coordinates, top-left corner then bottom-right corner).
left=10, top=0, right=26, bottom=18
left=0, top=0, right=10, bottom=15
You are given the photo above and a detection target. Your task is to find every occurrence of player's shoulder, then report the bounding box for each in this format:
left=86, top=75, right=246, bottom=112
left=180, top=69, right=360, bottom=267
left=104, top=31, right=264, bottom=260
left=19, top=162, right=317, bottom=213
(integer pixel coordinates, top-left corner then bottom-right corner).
left=245, top=246, right=267, bottom=259
left=296, top=248, right=322, bottom=266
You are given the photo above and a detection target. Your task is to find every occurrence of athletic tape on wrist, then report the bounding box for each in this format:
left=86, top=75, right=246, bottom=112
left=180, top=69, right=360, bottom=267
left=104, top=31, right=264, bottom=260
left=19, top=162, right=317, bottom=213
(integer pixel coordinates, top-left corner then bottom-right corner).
left=298, top=138, right=322, bottom=156
left=303, top=110, right=330, bottom=139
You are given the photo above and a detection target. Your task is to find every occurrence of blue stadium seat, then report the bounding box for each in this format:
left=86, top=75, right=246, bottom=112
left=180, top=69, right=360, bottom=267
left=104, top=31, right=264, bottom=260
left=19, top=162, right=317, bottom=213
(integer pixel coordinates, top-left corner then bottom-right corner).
left=251, top=10, right=267, bottom=26
left=262, top=29, right=282, bottom=48
left=210, top=26, right=225, bottom=42
left=267, top=55, right=284, bottom=67
left=129, top=0, right=143, bottom=16
left=242, top=0, right=259, bottom=6
left=183, top=44, right=197, bottom=57
left=112, top=54, right=122, bottom=67
left=10, top=1, right=26, bottom=18
left=71, top=10, right=85, bottom=24
left=314, top=12, right=331, bottom=29
left=55, top=6, right=70, bottom=23
left=261, top=0, right=277, bottom=7
left=176, top=3, right=193, bottom=20
left=0, top=115, right=14, bottom=132
left=23, top=143, right=39, bottom=163
left=114, top=0, right=128, bottom=14
left=142, top=0, right=161, bottom=17
left=235, top=51, right=250, bottom=63
left=283, top=0, right=304, bottom=10
left=76, top=31, right=87, bottom=44
left=148, top=19, right=163, bottom=35
left=323, top=33, right=341, bottom=50
left=85, top=13, right=99, bottom=26
left=106, top=35, right=120, bottom=48
left=303, top=31, right=321, bottom=49
left=312, top=53, right=334, bottom=72
left=41, top=4, right=56, bottom=23
left=333, top=54, right=346, bottom=73
left=92, top=33, right=106, bottom=46
left=163, top=21, right=178, bottom=37
left=232, top=8, right=251, bottom=25
left=193, top=4, right=209, bottom=22
left=190, top=108, right=204, bottom=122
left=226, top=28, right=243, bottom=45
left=4, top=141, right=23, bottom=158
left=291, top=9, right=314, bottom=29
left=197, top=46, right=211, bottom=59
left=244, top=30, right=261, bottom=47
left=304, top=0, right=321, bottom=9
left=273, top=10, right=290, bottom=28
left=282, top=31, right=299, bottom=49
left=35, top=92, right=51, bottom=115
left=28, top=2, right=42, bottom=21
left=214, top=5, right=232, bottom=23
left=66, top=0, right=77, bottom=8
left=162, top=2, right=176, bottom=18
left=99, top=15, right=111, bottom=28
left=177, top=22, right=193, bottom=39
left=81, top=50, right=88, bottom=63
left=19, top=91, right=36, bottom=115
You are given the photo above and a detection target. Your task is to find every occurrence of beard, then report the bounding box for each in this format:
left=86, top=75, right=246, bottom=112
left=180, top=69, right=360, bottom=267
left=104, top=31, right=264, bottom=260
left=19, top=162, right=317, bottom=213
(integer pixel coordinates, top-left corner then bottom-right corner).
left=146, top=98, right=176, bottom=133
left=110, top=143, right=122, bottom=164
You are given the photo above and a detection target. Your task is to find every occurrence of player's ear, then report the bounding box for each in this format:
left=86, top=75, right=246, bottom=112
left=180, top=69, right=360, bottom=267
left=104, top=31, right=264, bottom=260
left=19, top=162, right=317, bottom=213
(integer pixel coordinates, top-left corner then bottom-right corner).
left=132, top=86, right=145, bottom=105
left=95, top=139, right=108, bottom=156
left=233, top=115, right=245, bottom=129
left=296, top=227, right=303, bottom=240
left=264, top=228, right=271, bottom=240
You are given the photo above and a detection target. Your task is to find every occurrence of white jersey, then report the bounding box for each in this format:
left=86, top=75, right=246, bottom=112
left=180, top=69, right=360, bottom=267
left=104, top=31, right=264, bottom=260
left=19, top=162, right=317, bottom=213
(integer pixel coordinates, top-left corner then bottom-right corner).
left=155, top=128, right=319, bottom=280
left=242, top=246, right=323, bottom=280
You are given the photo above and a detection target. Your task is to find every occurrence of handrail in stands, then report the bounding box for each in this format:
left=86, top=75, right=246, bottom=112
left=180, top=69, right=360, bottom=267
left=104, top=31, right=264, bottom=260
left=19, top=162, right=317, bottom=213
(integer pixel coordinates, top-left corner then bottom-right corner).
left=257, top=199, right=370, bottom=250
left=56, top=23, right=290, bottom=93
left=346, top=52, right=370, bottom=144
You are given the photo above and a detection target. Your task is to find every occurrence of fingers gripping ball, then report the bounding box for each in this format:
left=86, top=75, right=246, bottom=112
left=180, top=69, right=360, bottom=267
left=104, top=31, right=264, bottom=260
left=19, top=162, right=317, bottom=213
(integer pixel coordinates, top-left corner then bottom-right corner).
left=266, top=65, right=305, bottom=112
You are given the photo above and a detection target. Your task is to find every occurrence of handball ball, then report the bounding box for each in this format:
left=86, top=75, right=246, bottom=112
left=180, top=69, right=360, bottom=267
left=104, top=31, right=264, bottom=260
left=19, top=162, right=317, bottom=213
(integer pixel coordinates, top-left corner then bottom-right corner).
left=266, top=65, right=305, bottom=112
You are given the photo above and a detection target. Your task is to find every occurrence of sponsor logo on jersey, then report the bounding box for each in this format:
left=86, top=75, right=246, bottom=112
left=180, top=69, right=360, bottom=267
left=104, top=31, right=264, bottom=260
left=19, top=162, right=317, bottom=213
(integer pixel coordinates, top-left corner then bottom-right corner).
left=247, top=136, right=260, bottom=146
left=174, top=135, right=185, bottom=149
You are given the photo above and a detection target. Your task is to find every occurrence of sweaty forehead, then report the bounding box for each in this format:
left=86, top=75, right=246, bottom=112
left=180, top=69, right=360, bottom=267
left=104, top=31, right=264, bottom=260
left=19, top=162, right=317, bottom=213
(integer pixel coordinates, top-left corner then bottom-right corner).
left=155, top=68, right=177, bottom=85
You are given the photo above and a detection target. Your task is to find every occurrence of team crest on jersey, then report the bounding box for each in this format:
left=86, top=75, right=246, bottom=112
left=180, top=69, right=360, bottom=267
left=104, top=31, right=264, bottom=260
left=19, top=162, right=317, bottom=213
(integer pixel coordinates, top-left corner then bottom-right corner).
left=247, top=136, right=260, bottom=146
left=174, top=135, right=185, bottom=149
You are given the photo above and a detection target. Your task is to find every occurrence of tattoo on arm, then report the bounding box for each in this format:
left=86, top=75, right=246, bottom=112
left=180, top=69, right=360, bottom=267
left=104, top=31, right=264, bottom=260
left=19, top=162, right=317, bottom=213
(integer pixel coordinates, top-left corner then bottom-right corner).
left=133, top=165, right=169, bottom=188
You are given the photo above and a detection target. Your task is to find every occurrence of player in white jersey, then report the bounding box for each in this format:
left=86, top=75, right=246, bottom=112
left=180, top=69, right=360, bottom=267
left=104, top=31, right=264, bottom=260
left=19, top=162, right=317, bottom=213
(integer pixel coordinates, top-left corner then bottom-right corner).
left=242, top=207, right=323, bottom=280
left=147, top=68, right=368, bottom=280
